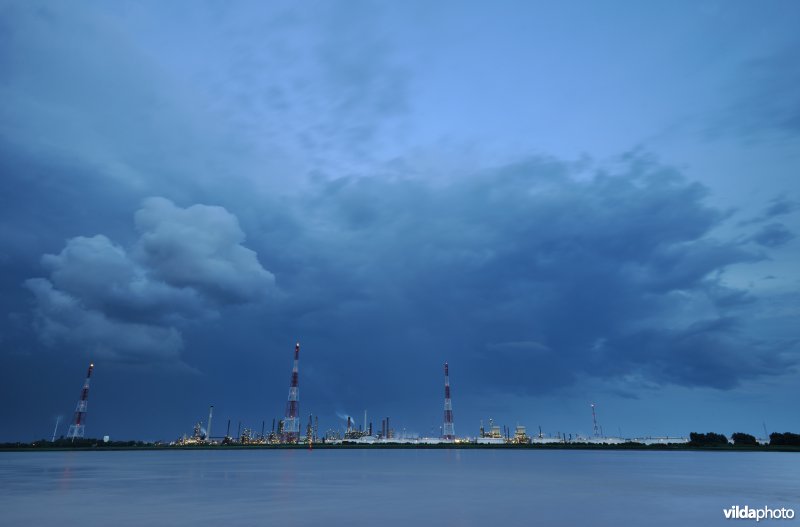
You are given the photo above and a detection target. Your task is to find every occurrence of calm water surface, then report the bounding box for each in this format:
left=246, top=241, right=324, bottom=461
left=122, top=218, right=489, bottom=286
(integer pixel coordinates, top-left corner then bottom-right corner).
left=1, top=449, right=798, bottom=526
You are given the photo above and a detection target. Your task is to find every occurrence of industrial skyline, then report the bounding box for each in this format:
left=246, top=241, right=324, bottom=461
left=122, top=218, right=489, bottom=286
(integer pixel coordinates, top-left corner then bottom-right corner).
left=50, top=350, right=742, bottom=446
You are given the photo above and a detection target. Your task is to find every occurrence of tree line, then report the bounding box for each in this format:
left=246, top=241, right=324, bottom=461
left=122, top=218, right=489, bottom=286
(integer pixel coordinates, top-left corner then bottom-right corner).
left=689, top=432, right=800, bottom=447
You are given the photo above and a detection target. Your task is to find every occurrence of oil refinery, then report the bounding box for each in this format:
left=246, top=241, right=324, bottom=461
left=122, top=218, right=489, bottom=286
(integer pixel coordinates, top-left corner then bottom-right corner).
left=162, top=341, right=690, bottom=447
left=55, top=344, right=690, bottom=448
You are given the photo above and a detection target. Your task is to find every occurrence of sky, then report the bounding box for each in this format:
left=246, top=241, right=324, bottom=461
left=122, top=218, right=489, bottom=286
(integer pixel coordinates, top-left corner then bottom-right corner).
left=1, top=0, right=798, bottom=442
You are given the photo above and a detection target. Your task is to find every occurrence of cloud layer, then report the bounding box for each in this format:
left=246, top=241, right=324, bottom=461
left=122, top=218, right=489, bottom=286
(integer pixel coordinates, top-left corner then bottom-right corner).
left=260, top=155, right=797, bottom=394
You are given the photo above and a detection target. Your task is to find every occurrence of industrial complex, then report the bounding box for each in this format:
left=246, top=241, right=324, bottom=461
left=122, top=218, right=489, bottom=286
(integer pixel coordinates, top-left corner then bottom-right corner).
left=57, top=342, right=691, bottom=447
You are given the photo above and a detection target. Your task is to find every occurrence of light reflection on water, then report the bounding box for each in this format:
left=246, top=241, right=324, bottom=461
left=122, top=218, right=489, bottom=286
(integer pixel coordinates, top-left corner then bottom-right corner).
left=1, top=449, right=798, bottom=526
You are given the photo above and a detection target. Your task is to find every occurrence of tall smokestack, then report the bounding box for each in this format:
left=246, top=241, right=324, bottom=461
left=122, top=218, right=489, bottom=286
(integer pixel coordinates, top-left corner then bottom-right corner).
left=281, top=342, right=301, bottom=442
left=206, top=405, right=214, bottom=441
left=442, top=362, right=455, bottom=440
left=66, top=363, right=94, bottom=441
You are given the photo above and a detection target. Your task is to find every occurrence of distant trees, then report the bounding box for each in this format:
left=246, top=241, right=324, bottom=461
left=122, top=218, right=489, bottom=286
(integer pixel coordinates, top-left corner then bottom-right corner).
left=770, top=432, right=800, bottom=446
left=689, top=432, right=729, bottom=446
left=685, top=431, right=800, bottom=448
left=731, top=433, right=758, bottom=446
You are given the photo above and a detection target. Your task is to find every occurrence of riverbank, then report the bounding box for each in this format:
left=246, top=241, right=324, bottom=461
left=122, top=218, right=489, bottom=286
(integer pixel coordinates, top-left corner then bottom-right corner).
left=3, top=441, right=799, bottom=452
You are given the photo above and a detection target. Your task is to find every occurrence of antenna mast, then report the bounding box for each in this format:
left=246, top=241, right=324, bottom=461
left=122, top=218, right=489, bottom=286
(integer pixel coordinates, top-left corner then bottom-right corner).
left=66, top=363, right=94, bottom=441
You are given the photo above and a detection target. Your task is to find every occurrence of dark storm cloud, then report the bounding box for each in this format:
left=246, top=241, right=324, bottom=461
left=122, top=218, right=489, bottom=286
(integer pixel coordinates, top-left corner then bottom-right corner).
left=259, top=156, right=795, bottom=394
left=763, top=195, right=800, bottom=218
left=749, top=222, right=795, bottom=248
left=739, top=195, right=800, bottom=226
left=193, top=0, right=411, bottom=171
left=599, top=318, right=793, bottom=389
left=25, top=198, right=274, bottom=364
left=25, top=277, right=185, bottom=363
left=716, top=44, right=800, bottom=139
left=311, top=2, right=409, bottom=141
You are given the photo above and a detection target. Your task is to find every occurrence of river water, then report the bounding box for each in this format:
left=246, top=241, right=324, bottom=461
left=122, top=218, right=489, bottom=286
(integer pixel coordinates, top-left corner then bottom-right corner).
left=1, top=449, right=797, bottom=526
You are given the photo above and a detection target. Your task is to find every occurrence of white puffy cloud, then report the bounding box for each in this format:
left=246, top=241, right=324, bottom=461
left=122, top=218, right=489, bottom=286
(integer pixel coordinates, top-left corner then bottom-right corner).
left=40, top=234, right=206, bottom=322
left=25, top=198, right=274, bottom=364
left=133, top=197, right=274, bottom=303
